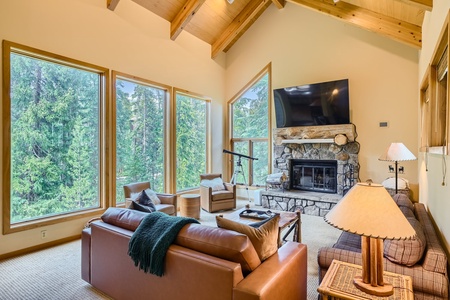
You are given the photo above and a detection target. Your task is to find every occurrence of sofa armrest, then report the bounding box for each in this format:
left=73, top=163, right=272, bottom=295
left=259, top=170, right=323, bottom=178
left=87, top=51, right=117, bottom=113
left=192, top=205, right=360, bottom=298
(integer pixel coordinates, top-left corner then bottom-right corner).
left=157, top=193, right=177, bottom=206
left=81, top=228, right=92, bottom=283
left=224, top=182, right=235, bottom=193
left=233, top=242, right=307, bottom=300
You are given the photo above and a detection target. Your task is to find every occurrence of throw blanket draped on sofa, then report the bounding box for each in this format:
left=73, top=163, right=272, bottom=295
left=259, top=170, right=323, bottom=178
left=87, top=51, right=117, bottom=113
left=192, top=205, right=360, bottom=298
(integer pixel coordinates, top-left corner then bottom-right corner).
left=128, top=211, right=199, bottom=276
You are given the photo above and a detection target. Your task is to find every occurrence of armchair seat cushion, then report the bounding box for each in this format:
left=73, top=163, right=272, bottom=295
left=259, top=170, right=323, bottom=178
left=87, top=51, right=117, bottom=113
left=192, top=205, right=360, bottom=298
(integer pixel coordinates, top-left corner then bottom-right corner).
left=155, top=204, right=175, bottom=216
left=211, top=190, right=234, bottom=201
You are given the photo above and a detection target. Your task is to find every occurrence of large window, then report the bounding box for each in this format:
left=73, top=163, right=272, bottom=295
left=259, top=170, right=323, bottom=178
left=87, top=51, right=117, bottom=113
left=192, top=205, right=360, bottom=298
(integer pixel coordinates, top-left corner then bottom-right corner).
left=3, top=41, right=108, bottom=231
left=114, top=73, right=168, bottom=203
left=229, top=65, right=271, bottom=187
left=175, top=91, right=210, bottom=191
left=420, top=14, right=449, bottom=155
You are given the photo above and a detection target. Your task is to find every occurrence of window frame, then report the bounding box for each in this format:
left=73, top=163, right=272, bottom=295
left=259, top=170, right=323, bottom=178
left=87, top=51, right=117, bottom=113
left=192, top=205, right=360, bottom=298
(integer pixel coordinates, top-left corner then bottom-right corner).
left=420, top=12, right=450, bottom=155
left=226, top=63, right=272, bottom=187
left=112, top=71, right=172, bottom=205
left=2, top=40, right=110, bottom=234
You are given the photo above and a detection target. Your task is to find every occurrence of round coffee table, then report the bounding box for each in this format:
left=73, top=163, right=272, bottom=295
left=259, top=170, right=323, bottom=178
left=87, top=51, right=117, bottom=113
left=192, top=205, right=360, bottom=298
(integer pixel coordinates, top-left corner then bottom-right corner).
left=180, top=193, right=200, bottom=219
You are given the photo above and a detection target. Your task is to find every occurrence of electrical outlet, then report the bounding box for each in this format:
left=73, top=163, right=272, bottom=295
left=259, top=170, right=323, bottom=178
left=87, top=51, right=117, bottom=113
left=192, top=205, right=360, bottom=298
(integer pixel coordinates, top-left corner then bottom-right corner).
left=41, top=230, right=47, bottom=239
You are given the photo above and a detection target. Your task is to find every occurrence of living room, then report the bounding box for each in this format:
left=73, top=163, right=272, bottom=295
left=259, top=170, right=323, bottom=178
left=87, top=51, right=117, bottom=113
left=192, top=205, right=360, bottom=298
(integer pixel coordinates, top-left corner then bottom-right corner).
left=0, top=0, right=449, bottom=299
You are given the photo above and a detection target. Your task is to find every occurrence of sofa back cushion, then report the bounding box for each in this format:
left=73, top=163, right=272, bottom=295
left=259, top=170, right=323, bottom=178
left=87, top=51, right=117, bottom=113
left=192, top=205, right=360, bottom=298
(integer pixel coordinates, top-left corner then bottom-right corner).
left=101, top=207, right=148, bottom=231
left=384, top=217, right=426, bottom=266
left=175, top=224, right=261, bottom=275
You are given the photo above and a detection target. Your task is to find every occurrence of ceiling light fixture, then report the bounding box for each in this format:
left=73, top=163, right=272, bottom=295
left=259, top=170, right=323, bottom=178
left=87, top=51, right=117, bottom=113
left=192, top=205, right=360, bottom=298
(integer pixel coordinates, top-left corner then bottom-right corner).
left=333, top=0, right=340, bottom=3
left=227, top=0, right=234, bottom=4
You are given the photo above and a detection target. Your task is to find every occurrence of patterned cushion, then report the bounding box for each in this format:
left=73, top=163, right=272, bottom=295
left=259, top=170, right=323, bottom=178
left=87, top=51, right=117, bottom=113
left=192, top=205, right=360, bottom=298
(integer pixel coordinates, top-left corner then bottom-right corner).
left=392, top=193, right=414, bottom=212
left=384, top=217, right=426, bottom=266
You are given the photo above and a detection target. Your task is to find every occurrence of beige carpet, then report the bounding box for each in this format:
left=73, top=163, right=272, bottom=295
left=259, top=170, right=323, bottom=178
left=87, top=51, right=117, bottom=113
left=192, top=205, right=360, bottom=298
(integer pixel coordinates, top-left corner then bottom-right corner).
left=0, top=201, right=341, bottom=300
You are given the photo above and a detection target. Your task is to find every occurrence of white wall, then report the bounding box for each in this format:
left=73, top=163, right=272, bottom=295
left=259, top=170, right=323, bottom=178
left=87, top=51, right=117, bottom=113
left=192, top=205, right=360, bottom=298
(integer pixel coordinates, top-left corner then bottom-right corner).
left=225, top=3, right=419, bottom=197
left=419, top=0, right=450, bottom=254
left=0, top=0, right=225, bottom=255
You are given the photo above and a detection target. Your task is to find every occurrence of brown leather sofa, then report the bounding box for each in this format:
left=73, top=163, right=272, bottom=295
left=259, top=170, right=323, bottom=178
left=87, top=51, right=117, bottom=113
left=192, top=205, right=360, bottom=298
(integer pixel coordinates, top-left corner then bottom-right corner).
left=82, top=208, right=307, bottom=300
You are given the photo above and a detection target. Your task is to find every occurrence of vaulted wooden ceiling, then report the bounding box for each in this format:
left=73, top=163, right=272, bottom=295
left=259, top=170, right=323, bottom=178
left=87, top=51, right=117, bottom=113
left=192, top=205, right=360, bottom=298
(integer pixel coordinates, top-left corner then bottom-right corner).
left=107, top=0, right=431, bottom=58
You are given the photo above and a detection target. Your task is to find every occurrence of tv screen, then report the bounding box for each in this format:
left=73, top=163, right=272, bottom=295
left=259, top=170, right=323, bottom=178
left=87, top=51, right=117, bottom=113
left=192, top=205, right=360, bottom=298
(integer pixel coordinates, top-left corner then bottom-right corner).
left=273, top=79, right=350, bottom=128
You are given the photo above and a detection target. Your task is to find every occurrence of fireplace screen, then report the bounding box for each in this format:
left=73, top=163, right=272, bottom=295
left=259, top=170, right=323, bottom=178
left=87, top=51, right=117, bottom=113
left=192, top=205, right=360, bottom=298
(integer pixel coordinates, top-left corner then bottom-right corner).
left=290, top=159, right=337, bottom=193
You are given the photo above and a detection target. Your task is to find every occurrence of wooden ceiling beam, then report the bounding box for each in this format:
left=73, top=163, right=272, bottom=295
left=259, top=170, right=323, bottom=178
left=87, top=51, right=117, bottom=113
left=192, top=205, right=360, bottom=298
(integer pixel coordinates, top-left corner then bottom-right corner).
left=170, top=0, right=206, bottom=41
left=107, top=0, right=120, bottom=11
left=396, top=0, right=432, bottom=12
left=290, top=0, right=422, bottom=49
left=212, top=0, right=271, bottom=58
left=272, top=0, right=286, bottom=9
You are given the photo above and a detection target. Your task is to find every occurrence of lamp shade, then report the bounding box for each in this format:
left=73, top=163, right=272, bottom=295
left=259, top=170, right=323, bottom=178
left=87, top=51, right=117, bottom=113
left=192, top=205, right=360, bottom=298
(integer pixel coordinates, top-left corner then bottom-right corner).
left=378, top=143, right=416, bottom=162
left=324, top=182, right=415, bottom=240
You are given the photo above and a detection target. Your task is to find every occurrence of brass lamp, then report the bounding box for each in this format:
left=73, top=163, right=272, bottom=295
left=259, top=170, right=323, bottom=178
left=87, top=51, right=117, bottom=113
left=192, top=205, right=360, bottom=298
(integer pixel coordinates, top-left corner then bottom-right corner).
left=324, top=181, right=415, bottom=296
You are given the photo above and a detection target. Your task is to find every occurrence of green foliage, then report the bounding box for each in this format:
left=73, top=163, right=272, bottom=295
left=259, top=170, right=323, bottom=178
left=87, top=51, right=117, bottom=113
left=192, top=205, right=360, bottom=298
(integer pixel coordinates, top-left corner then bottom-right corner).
left=10, top=53, right=100, bottom=223
left=176, top=94, right=207, bottom=191
left=115, top=79, right=165, bottom=202
left=232, top=74, right=269, bottom=186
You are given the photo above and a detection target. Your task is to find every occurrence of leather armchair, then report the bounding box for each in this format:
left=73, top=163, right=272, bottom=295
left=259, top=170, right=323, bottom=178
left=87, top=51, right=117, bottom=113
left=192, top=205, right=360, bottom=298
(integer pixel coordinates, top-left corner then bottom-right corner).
left=123, top=181, right=177, bottom=216
left=199, top=174, right=236, bottom=213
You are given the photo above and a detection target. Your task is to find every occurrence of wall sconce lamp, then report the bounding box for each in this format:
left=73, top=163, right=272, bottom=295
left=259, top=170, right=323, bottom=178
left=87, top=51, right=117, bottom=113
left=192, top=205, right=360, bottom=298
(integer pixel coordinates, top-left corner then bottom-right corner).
left=325, top=181, right=415, bottom=296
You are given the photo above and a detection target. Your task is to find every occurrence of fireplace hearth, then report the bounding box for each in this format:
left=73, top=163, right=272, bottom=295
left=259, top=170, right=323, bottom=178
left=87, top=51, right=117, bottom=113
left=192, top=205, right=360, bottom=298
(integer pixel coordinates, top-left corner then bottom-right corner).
left=290, top=159, right=337, bottom=193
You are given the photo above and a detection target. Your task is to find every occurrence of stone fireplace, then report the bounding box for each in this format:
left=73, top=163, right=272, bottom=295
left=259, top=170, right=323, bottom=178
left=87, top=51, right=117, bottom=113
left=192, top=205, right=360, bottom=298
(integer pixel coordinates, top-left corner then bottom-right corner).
left=261, top=124, right=360, bottom=216
left=290, top=159, right=337, bottom=193
left=273, top=124, right=359, bottom=196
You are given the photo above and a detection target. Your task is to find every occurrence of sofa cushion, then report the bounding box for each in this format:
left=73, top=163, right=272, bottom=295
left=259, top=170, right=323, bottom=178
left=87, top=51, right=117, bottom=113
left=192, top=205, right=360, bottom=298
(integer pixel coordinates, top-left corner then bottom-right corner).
left=211, top=190, right=234, bottom=201
left=131, top=188, right=161, bottom=205
left=175, top=223, right=261, bottom=275
left=384, top=217, right=427, bottom=266
left=216, top=214, right=280, bottom=261
left=392, top=193, right=414, bottom=212
left=334, top=232, right=361, bottom=252
left=101, top=207, right=148, bottom=231
left=201, top=177, right=226, bottom=191
left=128, top=200, right=155, bottom=213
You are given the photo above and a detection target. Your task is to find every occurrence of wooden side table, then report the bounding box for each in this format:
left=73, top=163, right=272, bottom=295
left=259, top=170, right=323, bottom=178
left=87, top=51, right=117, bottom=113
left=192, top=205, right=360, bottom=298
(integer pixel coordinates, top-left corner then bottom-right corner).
left=180, top=194, right=200, bottom=219
left=318, top=260, right=414, bottom=300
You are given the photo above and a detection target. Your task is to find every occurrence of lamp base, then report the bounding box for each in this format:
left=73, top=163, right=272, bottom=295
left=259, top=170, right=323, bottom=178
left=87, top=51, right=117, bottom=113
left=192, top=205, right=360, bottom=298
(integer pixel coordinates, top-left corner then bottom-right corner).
left=353, top=276, right=394, bottom=297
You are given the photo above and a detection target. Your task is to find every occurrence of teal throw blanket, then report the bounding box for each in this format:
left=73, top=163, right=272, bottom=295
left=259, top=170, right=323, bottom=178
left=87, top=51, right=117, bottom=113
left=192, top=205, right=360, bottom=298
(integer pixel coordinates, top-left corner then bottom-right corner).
left=128, top=212, right=199, bottom=276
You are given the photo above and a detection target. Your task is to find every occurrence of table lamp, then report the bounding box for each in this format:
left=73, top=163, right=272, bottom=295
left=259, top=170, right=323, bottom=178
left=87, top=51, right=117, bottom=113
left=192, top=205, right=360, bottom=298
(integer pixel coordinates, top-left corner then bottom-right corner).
left=379, top=143, right=417, bottom=194
left=324, top=181, right=415, bottom=296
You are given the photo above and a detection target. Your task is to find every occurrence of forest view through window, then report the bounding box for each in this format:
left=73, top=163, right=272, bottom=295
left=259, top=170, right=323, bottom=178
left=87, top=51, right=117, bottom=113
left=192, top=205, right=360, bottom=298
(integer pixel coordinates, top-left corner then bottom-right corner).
left=9, top=51, right=102, bottom=224
left=115, top=76, right=166, bottom=203
left=176, top=92, right=209, bottom=191
left=231, top=72, right=269, bottom=186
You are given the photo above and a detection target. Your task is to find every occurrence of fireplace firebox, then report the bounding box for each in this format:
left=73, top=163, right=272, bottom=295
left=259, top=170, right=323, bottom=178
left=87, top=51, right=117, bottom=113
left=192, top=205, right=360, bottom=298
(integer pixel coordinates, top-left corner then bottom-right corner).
left=290, top=159, right=337, bottom=193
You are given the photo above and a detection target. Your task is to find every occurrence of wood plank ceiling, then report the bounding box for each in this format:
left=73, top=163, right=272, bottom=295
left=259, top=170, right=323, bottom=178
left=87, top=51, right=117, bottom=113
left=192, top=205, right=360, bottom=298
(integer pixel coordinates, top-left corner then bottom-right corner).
left=107, top=0, right=432, bottom=58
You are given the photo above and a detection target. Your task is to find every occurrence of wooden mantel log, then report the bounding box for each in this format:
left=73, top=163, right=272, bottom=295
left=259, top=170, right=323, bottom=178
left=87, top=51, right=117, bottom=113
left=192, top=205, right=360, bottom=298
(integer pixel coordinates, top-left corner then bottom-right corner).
left=273, top=124, right=356, bottom=146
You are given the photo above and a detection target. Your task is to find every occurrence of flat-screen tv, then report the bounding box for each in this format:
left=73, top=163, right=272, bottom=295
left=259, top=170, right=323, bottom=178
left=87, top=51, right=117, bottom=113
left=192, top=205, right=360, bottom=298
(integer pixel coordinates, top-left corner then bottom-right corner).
left=273, top=79, right=350, bottom=128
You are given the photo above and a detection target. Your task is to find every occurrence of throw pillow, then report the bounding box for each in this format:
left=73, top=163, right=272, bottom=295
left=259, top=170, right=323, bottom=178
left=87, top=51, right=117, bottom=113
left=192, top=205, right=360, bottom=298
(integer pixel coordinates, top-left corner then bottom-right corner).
left=201, top=177, right=226, bottom=191
left=128, top=200, right=155, bottom=213
left=384, top=217, right=426, bottom=266
left=144, top=188, right=161, bottom=205
left=216, top=214, right=280, bottom=261
left=134, top=190, right=157, bottom=211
